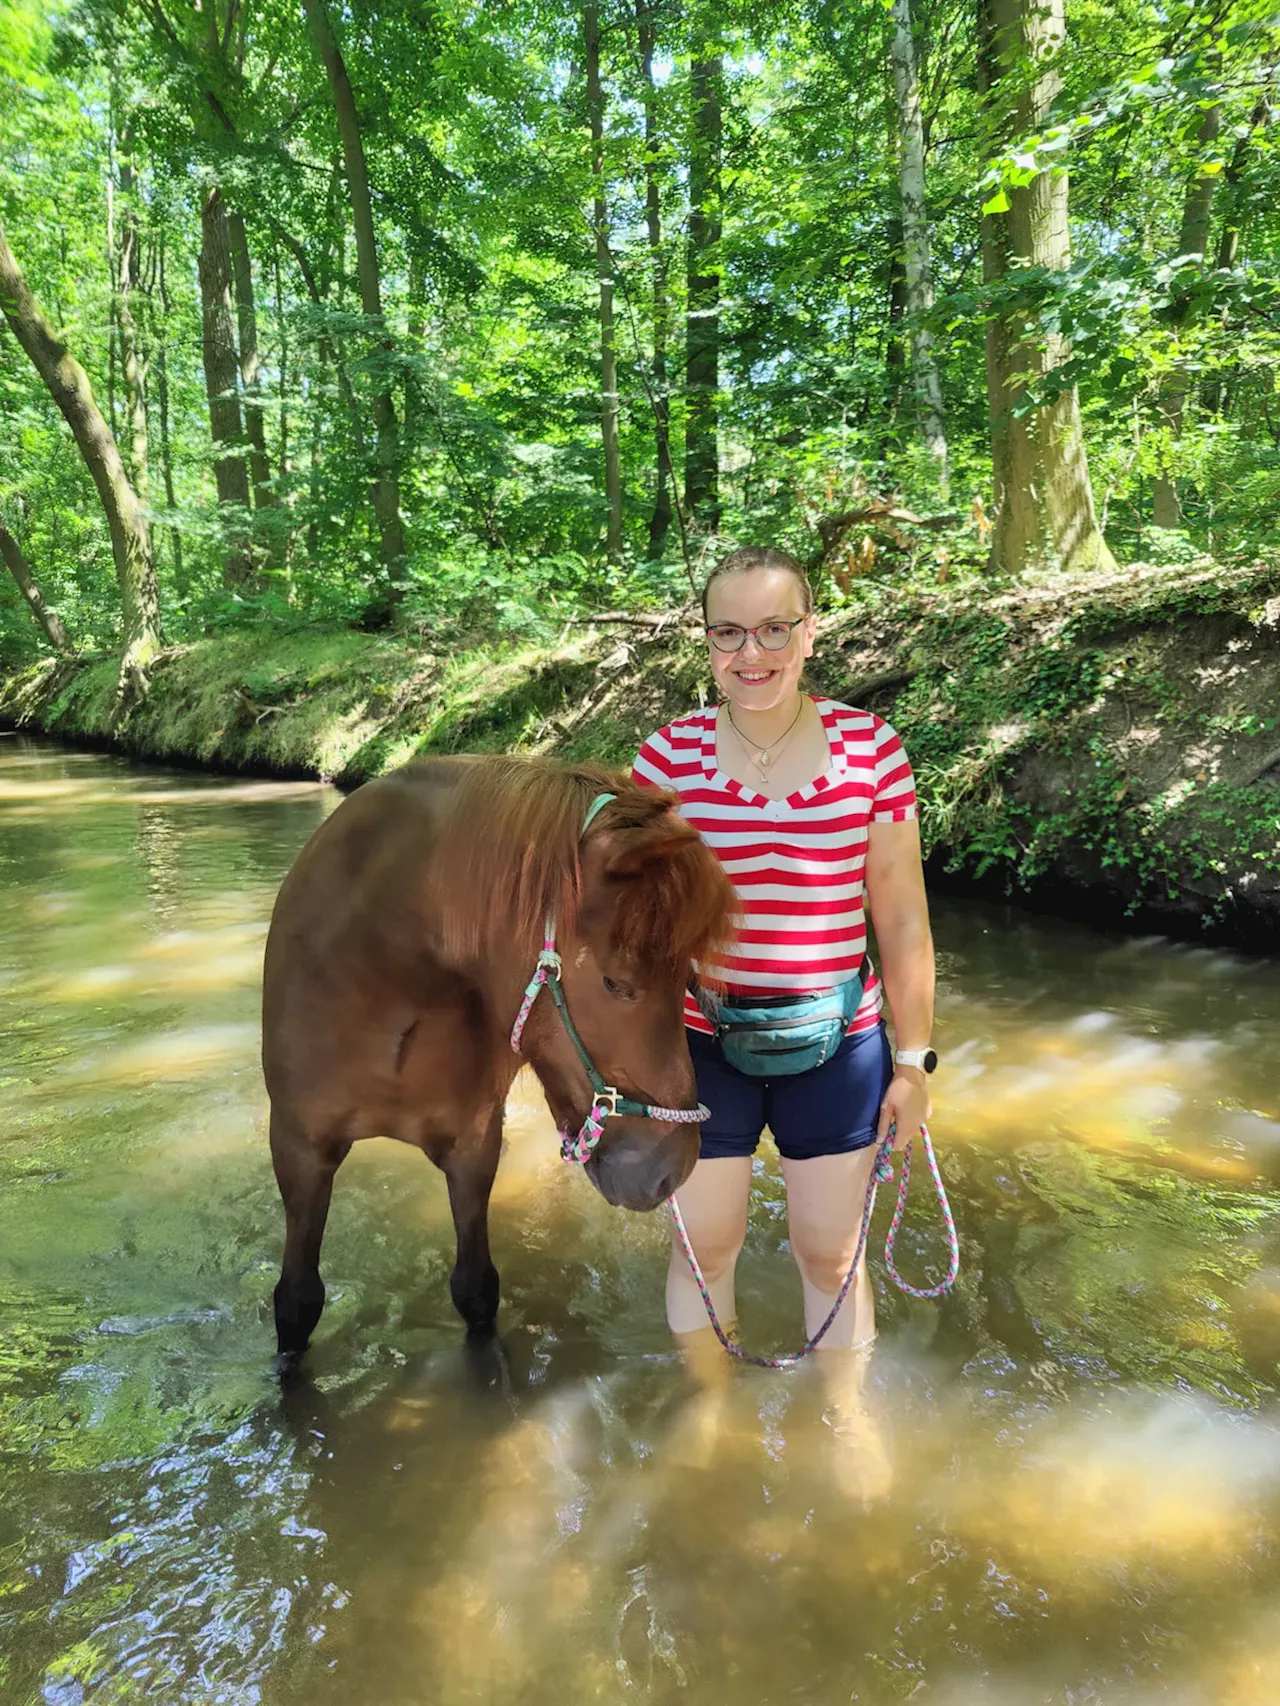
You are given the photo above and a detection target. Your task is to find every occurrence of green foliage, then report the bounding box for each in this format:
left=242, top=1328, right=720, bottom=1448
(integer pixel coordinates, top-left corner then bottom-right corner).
left=0, top=0, right=1269, bottom=667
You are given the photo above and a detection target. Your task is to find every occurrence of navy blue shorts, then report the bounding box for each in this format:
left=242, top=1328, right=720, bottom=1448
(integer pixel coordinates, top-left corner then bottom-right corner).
left=688, top=1020, right=893, bottom=1162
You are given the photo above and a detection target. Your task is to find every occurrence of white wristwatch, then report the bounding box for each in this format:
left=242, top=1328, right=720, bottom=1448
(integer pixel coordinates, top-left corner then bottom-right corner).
left=894, top=1047, right=938, bottom=1074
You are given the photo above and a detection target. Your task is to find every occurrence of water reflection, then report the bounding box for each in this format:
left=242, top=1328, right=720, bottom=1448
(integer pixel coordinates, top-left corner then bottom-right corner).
left=2, top=736, right=1280, bottom=1706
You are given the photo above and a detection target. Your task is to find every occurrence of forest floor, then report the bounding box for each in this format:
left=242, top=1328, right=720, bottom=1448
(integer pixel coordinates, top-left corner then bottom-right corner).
left=5, top=556, right=1280, bottom=947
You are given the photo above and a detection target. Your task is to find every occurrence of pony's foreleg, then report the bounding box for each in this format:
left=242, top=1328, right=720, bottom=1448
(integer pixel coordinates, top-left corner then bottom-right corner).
left=443, top=1106, right=503, bottom=1336
left=271, top=1109, right=351, bottom=1365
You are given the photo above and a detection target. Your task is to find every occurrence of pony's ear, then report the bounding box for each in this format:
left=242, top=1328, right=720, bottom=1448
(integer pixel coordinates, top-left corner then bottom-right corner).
left=604, top=821, right=700, bottom=879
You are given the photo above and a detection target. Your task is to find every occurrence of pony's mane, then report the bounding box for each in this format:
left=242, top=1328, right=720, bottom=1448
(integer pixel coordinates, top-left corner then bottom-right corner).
left=429, top=755, right=735, bottom=975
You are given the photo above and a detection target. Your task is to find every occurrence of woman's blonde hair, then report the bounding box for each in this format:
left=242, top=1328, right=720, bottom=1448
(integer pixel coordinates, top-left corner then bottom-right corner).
left=701, top=546, right=814, bottom=620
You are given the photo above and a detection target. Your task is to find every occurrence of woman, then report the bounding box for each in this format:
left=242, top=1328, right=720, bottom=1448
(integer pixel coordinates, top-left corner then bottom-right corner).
left=632, top=546, right=935, bottom=1359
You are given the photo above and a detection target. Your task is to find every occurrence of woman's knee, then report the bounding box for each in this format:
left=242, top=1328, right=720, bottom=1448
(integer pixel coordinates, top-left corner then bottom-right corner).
left=790, top=1232, right=861, bottom=1298
left=671, top=1224, right=745, bottom=1286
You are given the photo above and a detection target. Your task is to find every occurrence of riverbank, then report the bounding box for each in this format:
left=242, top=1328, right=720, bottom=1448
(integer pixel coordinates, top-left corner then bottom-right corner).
left=5, top=558, right=1280, bottom=947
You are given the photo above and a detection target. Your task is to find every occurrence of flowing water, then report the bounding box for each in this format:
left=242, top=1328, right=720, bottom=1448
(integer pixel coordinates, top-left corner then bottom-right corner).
left=3, top=734, right=1280, bottom=1706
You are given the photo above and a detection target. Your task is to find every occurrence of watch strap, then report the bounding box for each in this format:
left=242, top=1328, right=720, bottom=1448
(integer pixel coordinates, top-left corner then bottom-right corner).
left=894, top=1047, right=936, bottom=1070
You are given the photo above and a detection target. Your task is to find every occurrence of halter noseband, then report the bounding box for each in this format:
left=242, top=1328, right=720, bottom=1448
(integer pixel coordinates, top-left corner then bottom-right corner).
left=508, top=791, right=710, bottom=1163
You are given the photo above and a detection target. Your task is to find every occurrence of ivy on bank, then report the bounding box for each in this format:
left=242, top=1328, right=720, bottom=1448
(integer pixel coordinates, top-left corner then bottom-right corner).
left=829, top=563, right=1280, bottom=926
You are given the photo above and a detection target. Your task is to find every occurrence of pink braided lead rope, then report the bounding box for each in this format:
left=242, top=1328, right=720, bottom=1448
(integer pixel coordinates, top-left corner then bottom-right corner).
left=510, top=934, right=561, bottom=1055
left=668, top=1123, right=959, bottom=1367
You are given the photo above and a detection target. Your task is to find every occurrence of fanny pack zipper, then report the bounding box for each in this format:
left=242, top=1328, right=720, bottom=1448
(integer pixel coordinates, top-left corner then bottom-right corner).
left=717, top=1013, right=843, bottom=1035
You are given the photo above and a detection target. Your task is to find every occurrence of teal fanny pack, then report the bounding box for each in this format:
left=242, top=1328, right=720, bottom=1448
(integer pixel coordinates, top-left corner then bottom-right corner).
left=690, top=965, right=867, bottom=1078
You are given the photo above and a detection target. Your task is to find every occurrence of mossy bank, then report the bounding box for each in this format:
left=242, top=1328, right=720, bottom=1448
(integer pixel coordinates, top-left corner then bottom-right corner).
left=5, top=559, right=1280, bottom=949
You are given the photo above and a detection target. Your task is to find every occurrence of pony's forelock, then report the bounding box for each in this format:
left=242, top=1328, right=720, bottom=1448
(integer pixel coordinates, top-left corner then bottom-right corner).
left=428, top=757, right=736, bottom=979
left=605, top=818, right=737, bottom=979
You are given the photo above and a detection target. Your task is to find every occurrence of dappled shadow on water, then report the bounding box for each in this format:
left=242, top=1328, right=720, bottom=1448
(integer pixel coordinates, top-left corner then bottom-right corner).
left=3, top=737, right=1280, bottom=1705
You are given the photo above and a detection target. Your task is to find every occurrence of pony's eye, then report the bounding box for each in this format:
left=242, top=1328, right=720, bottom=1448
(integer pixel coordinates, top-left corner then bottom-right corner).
left=602, top=974, right=636, bottom=1000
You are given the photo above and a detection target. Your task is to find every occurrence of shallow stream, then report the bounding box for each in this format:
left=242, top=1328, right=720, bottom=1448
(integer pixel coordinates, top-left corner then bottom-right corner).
left=3, top=735, right=1280, bottom=1706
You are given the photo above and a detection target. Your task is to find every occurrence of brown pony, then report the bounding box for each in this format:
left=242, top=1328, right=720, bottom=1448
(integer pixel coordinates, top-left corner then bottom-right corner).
left=262, top=754, right=736, bottom=1362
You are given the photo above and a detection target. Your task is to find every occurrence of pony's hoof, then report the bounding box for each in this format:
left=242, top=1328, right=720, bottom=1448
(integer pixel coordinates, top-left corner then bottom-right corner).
left=464, top=1329, right=513, bottom=1398
left=273, top=1348, right=305, bottom=1381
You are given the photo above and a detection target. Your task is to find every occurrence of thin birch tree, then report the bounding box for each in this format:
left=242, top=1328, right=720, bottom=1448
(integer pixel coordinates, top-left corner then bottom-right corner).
left=637, top=0, right=673, bottom=558
left=585, top=3, right=625, bottom=561
left=228, top=211, right=281, bottom=539
left=684, top=32, right=721, bottom=532
left=889, top=0, right=949, bottom=496
left=303, top=0, right=408, bottom=604
left=1151, top=100, right=1222, bottom=529
left=0, top=519, right=73, bottom=652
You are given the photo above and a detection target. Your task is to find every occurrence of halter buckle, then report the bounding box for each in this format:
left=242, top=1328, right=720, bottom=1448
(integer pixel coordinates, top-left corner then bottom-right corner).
left=595, top=1086, right=621, bottom=1119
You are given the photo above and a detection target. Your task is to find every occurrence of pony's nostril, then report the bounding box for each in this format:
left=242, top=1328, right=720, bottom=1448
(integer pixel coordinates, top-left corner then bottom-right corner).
left=653, top=1165, right=680, bottom=1205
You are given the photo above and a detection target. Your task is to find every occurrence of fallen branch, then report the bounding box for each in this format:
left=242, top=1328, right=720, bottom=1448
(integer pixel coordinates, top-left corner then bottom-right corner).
left=844, top=667, right=919, bottom=702
left=1242, top=744, right=1280, bottom=788
left=818, top=502, right=959, bottom=551
left=560, top=610, right=698, bottom=630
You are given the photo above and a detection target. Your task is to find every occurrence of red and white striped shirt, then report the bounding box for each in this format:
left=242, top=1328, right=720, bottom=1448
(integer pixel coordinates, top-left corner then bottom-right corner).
left=632, top=697, right=918, bottom=1035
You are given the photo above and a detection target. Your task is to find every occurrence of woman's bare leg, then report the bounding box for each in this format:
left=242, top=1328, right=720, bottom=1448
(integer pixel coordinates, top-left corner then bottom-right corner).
left=662, top=1157, right=752, bottom=1464
left=782, top=1148, right=892, bottom=1497
left=780, top=1147, right=881, bottom=1350
left=666, top=1155, right=753, bottom=1336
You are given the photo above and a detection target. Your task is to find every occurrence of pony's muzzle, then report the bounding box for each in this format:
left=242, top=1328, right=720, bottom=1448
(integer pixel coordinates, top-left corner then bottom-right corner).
left=585, top=1121, right=700, bottom=1211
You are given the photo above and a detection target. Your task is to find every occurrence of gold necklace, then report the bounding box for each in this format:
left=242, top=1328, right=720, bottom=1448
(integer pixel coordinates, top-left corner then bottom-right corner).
left=726, top=698, right=805, bottom=771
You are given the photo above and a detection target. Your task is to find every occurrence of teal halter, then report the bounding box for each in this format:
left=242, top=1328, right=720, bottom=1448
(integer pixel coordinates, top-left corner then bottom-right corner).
left=508, top=792, right=710, bottom=1163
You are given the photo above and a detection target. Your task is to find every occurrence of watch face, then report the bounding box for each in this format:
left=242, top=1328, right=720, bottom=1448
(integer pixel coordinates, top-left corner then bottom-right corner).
left=923, top=1049, right=938, bottom=1074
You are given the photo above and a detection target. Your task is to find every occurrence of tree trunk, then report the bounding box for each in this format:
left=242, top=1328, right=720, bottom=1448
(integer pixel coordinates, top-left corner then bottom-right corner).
left=978, top=0, right=1115, bottom=576
left=153, top=232, right=183, bottom=580
left=1201, top=92, right=1272, bottom=415
left=1151, top=100, right=1222, bottom=529
left=115, top=155, right=150, bottom=508
left=684, top=41, right=721, bottom=532
left=884, top=215, right=907, bottom=457
left=105, top=168, right=119, bottom=440
left=274, top=245, right=291, bottom=484
left=227, top=210, right=279, bottom=526
left=585, top=3, right=624, bottom=562
left=889, top=0, right=948, bottom=496
left=0, top=521, right=73, bottom=652
left=638, top=0, right=672, bottom=559
left=0, top=221, right=160, bottom=691
left=407, top=251, right=425, bottom=346
left=199, top=184, right=254, bottom=585
left=269, top=219, right=368, bottom=569
left=302, top=0, right=407, bottom=604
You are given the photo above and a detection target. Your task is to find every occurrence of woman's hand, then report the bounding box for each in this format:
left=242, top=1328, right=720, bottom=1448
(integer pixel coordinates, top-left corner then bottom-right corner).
left=877, top=1067, right=931, bottom=1152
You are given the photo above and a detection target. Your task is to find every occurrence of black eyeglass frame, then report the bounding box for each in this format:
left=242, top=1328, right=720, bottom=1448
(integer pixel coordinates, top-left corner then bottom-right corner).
left=703, top=616, right=808, bottom=654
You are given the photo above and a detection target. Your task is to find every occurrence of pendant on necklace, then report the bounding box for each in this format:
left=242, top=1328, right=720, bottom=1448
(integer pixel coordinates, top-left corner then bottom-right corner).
left=757, top=751, right=770, bottom=768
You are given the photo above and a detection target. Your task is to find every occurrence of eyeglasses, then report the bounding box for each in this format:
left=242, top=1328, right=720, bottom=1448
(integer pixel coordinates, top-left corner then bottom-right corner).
left=705, top=617, right=807, bottom=653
